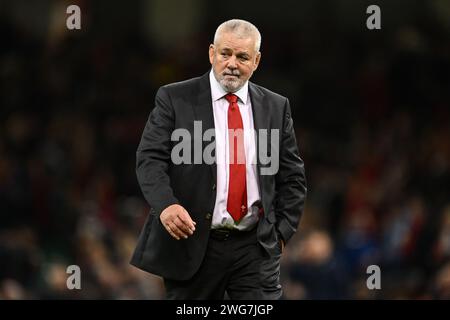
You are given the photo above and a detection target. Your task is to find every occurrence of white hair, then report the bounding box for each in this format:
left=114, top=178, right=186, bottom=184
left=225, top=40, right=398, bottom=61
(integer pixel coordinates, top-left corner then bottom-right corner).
left=213, top=19, right=261, bottom=52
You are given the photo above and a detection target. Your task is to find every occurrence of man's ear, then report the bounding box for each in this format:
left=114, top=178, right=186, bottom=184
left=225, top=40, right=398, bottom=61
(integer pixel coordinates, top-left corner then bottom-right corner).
left=253, top=52, right=261, bottom=71
left=209, top=44, right=215, bottom=65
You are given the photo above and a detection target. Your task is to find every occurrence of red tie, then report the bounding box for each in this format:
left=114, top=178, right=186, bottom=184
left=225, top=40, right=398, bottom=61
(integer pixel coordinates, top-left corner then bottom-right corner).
left=225, top=93, right=247, bottom=223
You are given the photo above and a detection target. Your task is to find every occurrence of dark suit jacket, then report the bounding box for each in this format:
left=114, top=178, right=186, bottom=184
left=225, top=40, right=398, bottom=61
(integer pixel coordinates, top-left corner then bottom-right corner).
left=130, top=72, right=307, bottom=281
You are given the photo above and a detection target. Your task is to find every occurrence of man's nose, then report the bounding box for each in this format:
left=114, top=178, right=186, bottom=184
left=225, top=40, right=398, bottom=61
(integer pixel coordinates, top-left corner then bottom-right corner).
left=227, top=55, right=237, bottom=69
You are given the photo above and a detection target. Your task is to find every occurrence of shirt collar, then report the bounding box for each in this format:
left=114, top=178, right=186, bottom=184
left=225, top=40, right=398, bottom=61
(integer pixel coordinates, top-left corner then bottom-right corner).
left=209, top=69, right=249, bottom=104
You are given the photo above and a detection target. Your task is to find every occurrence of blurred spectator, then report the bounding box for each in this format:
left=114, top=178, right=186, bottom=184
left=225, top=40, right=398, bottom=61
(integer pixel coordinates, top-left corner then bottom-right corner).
left=283, top=230, right=350, bottom=299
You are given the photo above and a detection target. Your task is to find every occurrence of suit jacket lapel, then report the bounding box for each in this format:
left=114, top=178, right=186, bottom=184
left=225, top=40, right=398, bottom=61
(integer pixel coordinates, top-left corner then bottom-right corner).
left=192, top=72, right=217, bottom=184
left=249, top=82, right=267, bottom=134
left=249, top=82, right=267, bottom=199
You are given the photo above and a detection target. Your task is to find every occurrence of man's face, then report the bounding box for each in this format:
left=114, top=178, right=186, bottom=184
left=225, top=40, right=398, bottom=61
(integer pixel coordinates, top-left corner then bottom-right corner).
left=209, top=32, right=261, bottom=92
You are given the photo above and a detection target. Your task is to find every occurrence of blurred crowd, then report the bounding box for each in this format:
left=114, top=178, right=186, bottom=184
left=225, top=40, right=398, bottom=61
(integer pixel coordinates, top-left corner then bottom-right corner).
left=1, top=1, right=450, bottom=299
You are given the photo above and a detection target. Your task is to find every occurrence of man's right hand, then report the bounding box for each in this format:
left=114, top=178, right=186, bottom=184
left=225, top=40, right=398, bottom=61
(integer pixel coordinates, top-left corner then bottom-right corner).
left=160, top=204, right=196, bottom=240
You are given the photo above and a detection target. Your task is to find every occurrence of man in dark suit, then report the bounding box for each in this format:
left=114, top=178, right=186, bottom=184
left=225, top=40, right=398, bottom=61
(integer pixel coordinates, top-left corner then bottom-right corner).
left=130, top=19, right=307, bottom=299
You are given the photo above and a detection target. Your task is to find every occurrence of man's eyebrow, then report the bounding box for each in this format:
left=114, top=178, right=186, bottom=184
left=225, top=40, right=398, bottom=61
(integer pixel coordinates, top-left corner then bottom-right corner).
left=220, top=47, right=250, bottom=55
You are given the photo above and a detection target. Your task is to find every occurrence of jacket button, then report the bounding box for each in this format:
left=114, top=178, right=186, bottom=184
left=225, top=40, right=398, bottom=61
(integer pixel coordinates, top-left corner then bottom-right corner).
left=205, top=213, right=212, bottom=220
left=212, top=184, right=216, bottom=191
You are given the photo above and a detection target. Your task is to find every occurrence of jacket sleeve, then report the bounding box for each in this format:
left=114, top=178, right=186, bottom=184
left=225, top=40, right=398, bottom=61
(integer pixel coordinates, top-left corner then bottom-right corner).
left=274, top=98, right=307, bottom=243
left=136, top=86, right=179, bottom=215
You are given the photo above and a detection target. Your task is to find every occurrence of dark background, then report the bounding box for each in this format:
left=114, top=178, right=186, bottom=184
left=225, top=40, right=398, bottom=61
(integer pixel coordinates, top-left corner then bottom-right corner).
left=0, top=0, right=449, bottom=299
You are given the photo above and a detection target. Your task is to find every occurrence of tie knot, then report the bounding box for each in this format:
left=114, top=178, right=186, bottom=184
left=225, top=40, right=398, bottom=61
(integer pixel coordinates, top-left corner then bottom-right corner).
left=225, top=93, right=238, bottom=104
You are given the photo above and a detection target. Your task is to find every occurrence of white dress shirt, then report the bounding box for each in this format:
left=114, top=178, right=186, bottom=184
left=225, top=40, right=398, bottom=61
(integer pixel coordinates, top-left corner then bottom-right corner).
left=209, top=70, right=261, bottom=230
